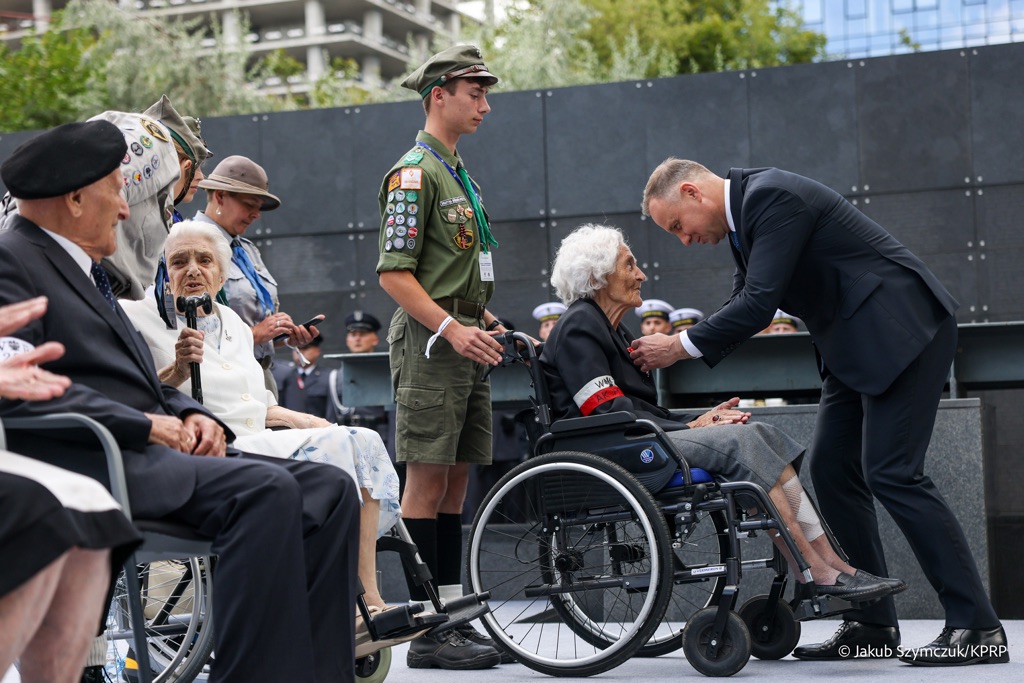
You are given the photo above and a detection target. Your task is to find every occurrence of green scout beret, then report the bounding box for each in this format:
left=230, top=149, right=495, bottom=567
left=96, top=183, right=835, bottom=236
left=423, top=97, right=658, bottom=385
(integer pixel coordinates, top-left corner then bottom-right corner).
left=143, top=94, right=212, bottom=166
left=401, top=44, right=498, bottom=99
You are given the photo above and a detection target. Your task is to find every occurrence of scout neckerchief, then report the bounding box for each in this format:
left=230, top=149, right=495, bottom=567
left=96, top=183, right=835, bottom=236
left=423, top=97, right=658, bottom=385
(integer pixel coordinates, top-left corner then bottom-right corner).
left=415, top=141, right=498, bottom=252
left=230, top=238, right=275, bottom=317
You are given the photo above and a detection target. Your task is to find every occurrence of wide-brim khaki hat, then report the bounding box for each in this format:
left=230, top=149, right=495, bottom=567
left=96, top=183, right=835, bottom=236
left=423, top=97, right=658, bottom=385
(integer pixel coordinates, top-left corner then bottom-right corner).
left=198, top=155, right=281, bottom=211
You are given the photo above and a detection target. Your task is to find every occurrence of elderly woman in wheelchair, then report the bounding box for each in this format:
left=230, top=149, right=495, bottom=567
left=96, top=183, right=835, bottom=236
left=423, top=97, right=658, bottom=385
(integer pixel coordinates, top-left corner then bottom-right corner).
left=119, top=221, right=406, bottom=641
left=539, top=224, right=903, bottom=603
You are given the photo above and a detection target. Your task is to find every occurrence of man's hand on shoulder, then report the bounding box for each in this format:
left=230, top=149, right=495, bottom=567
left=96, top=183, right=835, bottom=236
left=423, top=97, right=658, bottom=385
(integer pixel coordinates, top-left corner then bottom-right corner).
left=629, top=333, right=692, bottom=372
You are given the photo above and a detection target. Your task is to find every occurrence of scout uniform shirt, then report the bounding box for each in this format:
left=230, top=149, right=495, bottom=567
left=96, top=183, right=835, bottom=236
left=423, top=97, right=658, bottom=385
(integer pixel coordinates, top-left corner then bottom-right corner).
left=375, top=131, right=494, bottom=307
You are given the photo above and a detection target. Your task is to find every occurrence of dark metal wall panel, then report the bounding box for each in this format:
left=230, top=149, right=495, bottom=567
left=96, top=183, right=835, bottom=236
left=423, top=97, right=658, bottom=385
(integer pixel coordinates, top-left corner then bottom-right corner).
left=349, top=99, right=424, bottom=229
left=545, top=81, right=660, bottom=218
left=257, top=232, right=357, bottom=296
left=857, top=188, right=976, bottom=257
left=974, top=185, right=1024, bottom=322
left=969, top=44, right=1024, bottom=186
left=856, top=49, right=972, bottom=193
left=642, top=71, right=751, bottom=183
left=458, top=90, right=547, bottom=223
left=748, top=61, right=859, bottom=192
left=257, top=108, right=356, bottom=236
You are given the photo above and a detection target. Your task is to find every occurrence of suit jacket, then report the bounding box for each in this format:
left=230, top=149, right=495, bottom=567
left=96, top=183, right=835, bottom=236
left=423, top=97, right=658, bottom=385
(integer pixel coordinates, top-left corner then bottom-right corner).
left=0, top=216, right=233, bottom=515
left=276, top=362, right=337, bottom=422
left=540, top=298, right=699, bottom=430
left=687, top=168, right=958, bottom=396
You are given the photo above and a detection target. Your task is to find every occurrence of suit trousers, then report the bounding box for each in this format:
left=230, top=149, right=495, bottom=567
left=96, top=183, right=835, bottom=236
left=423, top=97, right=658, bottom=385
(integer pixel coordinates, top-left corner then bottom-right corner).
left=809, top=314, right=999, bottom=628
left=136, top=452, right=359, bottom=683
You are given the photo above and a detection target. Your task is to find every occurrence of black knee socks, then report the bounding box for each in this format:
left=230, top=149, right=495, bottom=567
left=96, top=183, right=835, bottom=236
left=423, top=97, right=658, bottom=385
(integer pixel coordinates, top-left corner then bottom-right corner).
left=436, top=512, right=464, bottom=589
left=403, top=517, right=437, bottom=602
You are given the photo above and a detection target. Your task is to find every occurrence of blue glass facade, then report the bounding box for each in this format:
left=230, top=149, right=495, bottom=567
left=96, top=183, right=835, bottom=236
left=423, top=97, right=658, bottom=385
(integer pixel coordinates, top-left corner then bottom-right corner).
left=791, top=0, right=1024, bottom=58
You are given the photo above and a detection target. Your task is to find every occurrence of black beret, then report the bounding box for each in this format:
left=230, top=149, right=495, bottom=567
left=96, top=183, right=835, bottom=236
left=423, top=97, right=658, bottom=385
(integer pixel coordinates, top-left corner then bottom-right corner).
left=1, top=120, right=128, bottom=200
left=345, top=311, right=381, bottom=333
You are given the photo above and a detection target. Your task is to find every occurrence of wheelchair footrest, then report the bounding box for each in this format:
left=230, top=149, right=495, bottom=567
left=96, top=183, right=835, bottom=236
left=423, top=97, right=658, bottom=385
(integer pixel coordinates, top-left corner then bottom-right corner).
left=426, top=592, right=492, bottom=637
left=792, top=594, right=857, bottom=621
left=370, top=604, right=448, bottom=640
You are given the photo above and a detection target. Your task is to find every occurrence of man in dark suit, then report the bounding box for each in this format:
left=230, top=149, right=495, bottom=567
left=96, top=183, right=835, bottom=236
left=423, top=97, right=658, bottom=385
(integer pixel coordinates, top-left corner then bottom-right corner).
left=632, top=158, right=1007, bottom=666
left=0, top=120, right=360, bottom=682
left=274, top=334, right=337, bottom=422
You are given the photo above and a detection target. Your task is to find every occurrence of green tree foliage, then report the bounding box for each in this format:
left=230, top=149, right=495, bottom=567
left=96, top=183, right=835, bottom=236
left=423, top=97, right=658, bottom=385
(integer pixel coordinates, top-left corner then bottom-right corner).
left=466, top=0, right=676, bottom=90
left=572, top=0, right=825, bottom=74
left=0, top=22, right=99, bottom=131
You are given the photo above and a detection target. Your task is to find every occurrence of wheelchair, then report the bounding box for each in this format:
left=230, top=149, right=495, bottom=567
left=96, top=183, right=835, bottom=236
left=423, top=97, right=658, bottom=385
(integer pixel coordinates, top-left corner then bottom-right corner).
left=103, top=515, right=488, bottom=683
left=465, top=331, right=875, bottom=677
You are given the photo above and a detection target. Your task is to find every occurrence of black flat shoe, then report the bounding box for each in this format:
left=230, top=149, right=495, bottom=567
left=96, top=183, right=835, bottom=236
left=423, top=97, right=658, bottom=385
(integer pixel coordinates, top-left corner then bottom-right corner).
left=814, top=571, right=892, bottom=602
left=899, top=625, right=1009, bottom=666
left=855, top=569, right=908, bottom=595
left=793, top=620, right=900, bottom=660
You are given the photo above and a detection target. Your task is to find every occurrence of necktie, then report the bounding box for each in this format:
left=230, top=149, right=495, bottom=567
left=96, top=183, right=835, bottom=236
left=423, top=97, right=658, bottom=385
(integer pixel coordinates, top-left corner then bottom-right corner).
left=91, top=262, right=117, bottom=311
left=729, top=230, right=741, bottom=250
left=230, top=238, right=275, bottom=317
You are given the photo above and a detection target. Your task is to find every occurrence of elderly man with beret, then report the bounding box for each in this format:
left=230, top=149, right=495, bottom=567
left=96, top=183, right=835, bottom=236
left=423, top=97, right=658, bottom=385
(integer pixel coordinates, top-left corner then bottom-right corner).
left=0, top=120, right=360, bottom=683
left=376, top=44, right=509, bottom=670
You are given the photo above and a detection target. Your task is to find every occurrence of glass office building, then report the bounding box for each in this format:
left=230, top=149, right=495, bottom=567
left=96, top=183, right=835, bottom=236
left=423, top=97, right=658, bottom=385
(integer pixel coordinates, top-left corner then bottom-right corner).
left=793, top=0, right=1024, bottom=58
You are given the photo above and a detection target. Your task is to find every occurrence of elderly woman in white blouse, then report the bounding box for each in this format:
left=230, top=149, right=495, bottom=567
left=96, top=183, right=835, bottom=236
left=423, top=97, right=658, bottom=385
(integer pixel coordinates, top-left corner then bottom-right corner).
left=121, top=220, right=399, bottom=612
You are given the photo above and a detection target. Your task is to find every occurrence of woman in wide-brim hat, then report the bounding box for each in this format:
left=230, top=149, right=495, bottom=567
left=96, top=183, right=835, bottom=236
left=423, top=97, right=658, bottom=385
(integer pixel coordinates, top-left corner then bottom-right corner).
left=192, top=155, right=320, bottom=393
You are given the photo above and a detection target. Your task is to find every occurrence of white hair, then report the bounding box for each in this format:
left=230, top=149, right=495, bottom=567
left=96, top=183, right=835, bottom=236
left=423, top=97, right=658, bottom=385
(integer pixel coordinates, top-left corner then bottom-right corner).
left=550, top=224, right=627, bottom=305
left=164, top=219, right=232, bottom=287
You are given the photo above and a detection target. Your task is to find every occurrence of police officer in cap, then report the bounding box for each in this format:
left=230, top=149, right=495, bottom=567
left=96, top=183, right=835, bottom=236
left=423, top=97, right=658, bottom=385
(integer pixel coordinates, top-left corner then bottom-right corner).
left=376, top=44, right=508, bottom=669
left=345, top=310, right=381, bottom=352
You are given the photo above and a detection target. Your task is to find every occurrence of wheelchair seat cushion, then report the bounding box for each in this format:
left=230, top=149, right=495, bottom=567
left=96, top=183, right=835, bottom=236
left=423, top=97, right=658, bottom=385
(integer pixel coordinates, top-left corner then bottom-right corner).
left=665, top=468, right=714, bottom=489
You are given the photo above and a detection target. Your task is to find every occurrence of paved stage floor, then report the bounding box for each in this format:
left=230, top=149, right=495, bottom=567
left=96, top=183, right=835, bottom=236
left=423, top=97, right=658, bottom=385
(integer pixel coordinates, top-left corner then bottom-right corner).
left=382, top=619, right=1022, bottom=682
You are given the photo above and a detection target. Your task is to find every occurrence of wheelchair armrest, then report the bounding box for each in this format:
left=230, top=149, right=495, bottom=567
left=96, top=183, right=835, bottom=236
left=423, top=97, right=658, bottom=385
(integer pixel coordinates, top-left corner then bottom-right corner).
left=549, top=411, right=638, bottom=434
left=0, top=413, right=134, bottom=520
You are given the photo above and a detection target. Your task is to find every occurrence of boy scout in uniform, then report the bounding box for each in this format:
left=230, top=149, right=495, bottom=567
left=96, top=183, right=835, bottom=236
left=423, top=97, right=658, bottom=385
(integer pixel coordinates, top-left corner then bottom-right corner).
left=376, top=44, right=509, bottom=670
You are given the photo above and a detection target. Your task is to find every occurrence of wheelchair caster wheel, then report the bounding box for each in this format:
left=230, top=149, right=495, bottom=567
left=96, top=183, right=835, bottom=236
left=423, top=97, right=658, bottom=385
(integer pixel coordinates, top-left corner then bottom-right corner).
left=355, top=646, right=392, bottom=683
left=738, top=595, right=800, bottom=660
left=682, top=607, right=751, bottom=677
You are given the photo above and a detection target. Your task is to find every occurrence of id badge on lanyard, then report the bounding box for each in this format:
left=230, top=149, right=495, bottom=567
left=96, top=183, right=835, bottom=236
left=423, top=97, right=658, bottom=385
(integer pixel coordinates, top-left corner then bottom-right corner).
left=479, top=251, right=494, bottom=282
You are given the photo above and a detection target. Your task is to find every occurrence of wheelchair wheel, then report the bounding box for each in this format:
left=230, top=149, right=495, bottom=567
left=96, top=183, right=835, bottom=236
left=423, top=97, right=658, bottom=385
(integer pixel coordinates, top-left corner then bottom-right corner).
left=638, top=506, right=728, bottom=657
left=738, top=595, right=800, bottom=660
left=467, top=451, right=673, bottom=677
left=355, top=647, right=392, bottom=683
left=682, top=607, right=751, bottom=677
left=105, top=557, right=215, bottom=683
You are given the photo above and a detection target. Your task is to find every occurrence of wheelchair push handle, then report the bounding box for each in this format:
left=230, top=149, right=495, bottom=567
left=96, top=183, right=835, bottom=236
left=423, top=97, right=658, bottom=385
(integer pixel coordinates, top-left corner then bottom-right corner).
left=480, top=330, right=539, bottom=381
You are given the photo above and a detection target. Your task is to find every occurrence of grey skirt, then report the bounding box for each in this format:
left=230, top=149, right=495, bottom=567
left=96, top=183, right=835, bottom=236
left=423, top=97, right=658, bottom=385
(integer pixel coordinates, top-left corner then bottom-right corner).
left=666, top=422, right=805, bottom=492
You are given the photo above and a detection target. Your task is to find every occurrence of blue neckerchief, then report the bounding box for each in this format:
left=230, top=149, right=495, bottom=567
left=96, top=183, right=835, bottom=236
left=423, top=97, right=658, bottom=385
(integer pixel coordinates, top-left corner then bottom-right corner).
left=414, top=141, right=498, bottom=252
left=231, top=239, right=275, bottom=317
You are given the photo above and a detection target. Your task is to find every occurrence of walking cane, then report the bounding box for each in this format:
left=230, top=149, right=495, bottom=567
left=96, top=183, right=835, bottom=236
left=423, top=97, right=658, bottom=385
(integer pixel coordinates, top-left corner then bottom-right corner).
left=175, top=293, right=213, bottom=404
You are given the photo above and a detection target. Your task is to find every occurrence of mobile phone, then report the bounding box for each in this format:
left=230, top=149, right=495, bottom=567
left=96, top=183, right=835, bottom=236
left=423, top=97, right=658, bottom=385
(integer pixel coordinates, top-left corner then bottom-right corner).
left=274, top=315, right=326, bottom=342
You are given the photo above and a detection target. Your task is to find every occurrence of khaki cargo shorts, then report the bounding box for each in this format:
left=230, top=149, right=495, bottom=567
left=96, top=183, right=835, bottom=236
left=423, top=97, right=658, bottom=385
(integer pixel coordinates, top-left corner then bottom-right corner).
left=387, top=309, right=492, bottom=465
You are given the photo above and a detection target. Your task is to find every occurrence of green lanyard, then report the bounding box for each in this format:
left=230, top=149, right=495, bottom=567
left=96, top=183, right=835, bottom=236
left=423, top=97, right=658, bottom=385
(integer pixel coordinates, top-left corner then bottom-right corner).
left=416, top=142, right=498, bottom=253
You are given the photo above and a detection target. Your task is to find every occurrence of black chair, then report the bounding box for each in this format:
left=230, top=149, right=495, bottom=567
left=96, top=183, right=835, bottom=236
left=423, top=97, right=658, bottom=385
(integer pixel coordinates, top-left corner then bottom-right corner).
left=0, top=413, right=215, bottom=683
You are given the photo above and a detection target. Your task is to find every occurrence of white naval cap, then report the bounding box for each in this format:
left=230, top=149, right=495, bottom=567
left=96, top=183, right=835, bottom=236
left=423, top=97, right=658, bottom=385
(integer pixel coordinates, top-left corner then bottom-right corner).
left=635, top=298, right=673, bottom=320
left=670, top=307, right=705, bottom=329
left=772, top=309, right=802, bottom=327
left=532, top=302, right=567, bottom=322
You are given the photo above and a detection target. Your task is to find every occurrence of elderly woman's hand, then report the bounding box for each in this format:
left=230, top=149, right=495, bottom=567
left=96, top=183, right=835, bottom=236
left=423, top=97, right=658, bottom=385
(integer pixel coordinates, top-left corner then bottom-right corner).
left=254, top=312, right=293, bottom=345
left=688, top=397, right=751, bottom=428
left=158, top=328, right=204, bottom=386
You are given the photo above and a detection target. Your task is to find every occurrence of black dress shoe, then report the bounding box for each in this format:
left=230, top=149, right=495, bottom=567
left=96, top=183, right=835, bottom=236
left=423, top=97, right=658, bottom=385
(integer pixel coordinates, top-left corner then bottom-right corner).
left=407, top=630, right=501, bottom=670
left=855, top=569, right=908, bottom=595
left=793, top=620, right=900, bottom=660
left=814, top=571, right=892, bottom=602
left=455, top=624, right=516, bottom=664
left=899, top=625, right=1009, bottom=666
